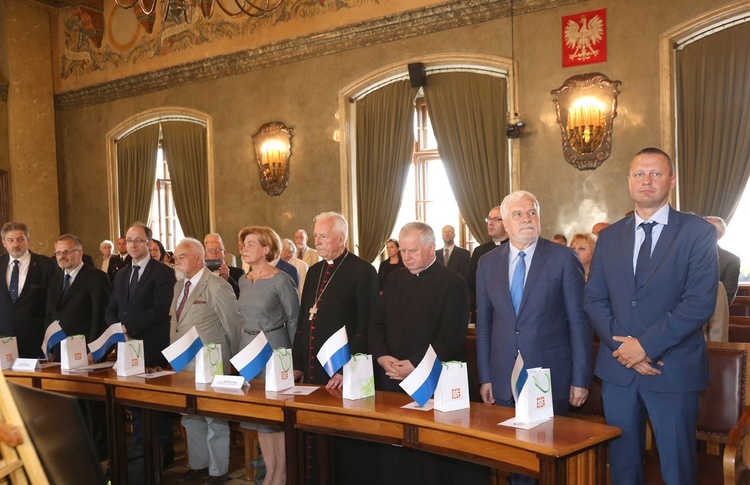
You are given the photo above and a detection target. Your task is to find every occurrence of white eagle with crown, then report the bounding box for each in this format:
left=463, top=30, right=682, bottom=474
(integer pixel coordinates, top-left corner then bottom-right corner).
left=564, top=14, right=604, bottom=62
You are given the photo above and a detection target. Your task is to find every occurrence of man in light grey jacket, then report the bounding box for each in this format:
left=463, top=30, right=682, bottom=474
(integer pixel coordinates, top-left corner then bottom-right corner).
left=170, top=238, right=243, bottom=484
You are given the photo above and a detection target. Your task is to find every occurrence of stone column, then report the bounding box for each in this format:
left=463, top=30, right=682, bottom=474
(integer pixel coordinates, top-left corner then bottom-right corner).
left=0, top=0, right=60, bottom=252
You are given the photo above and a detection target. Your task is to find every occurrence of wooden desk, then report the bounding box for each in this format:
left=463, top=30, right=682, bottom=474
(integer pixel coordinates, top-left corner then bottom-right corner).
left=287, top=387, right=620, bottom=484
left=4, top=368, right=620, bottom=484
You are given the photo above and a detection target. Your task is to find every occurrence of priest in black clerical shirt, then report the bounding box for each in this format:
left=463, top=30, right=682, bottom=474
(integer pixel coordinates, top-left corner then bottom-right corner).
left=368, top=221, right=488, bottom=484
left=370, top=221, right=469, bottom=391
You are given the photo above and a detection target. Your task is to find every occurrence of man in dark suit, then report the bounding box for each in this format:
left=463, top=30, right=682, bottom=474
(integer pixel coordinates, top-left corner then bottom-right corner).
left=46, top=233, right=111, bottom=459
left=435, top=225, right=470, bottom=279
left=585, top=148, right=718, bottom=484
left=467, top=206, right=507, bottom=320
left=476, top=191, right=592, bottom=416
left=204, top=233, right=245, bottom=298
left=106, top=236, right=131, bottom=285
left=705, top=216, right=741, bottom=306
left=0, top=221, right=56, bottom=358
left=105, top=223, right=176, bottom=472
left=46, top=234, right=111, bottom=353
left=106, top=224, right=175, bottom=368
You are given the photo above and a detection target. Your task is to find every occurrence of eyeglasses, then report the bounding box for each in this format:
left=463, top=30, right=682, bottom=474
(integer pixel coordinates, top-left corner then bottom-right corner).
left=53, top=249, right=81, bottom=256
left=125, top=239, right=148, bottom=245
left=485, top=217, right=503, bottom=223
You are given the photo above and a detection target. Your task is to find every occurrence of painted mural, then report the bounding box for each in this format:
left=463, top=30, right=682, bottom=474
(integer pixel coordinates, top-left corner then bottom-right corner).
left=60, top=0, right=379, bottom=79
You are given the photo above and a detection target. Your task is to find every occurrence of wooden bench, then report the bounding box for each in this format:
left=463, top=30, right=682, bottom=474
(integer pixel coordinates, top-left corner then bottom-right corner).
left=730, top=296, right=750, bottom=317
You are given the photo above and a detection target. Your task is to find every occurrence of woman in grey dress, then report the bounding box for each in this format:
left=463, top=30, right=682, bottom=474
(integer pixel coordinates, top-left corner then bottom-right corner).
left=237, top=226, right=299, bottom=485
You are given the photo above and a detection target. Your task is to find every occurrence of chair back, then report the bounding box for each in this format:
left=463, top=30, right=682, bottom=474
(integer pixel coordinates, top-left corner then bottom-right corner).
left=8, top=382, right=106, bottom=485
left=697, top=342, right=750, bottom=437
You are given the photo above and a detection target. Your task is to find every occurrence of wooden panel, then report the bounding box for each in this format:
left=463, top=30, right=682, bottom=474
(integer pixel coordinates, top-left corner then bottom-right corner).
left=115, top=388, right=186, bottom=409
left=295, top=409, right=403, bottom=440
left=4, top=377, right=33, bottom=387
left=418, top=427, right=539, bottom=474
left=564, top=447, right=605, bottom=484
left=41, top=380, right=105, bottom=397
left=197, top=397, right=283, bottom=422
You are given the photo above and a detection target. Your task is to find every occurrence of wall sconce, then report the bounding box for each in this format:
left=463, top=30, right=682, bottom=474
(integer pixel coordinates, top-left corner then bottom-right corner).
left=252, top=121, right=292, bottom=196
left=551, top=73, right=621, bottom=170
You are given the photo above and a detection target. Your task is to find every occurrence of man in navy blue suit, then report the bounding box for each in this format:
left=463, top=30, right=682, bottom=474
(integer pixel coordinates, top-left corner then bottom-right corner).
left=584, top=148, right=718, bottom=484
left=105, top=223, right=176, bottom=473
left=476, top=190, right=592, bottom=415
left=106, top=223, right=175, bottom=368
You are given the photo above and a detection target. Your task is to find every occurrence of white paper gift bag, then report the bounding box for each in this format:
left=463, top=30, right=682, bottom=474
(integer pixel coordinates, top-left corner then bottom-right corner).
left=342, top=353, right=375, bottom=400
left=195, top=343, right=223, bottom=384
left=114, top=340, right=145, bottom=376
left=60, top=335, right=88, bottom=370
left=265, top=348, right=294, bottom=392
left=515, top=367, right=554, bottom=423
left=434, top=361, right=470, bottom=412
left=0, top=337, right=18, bottom=370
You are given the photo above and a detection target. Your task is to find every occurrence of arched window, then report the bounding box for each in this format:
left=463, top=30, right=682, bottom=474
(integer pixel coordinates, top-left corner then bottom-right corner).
left=106, top=109, right=215, bottom=246
left=340, top=55, right=518, bottom=262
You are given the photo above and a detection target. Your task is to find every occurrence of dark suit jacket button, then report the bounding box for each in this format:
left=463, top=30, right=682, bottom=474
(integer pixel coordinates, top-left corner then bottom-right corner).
left=515, top=331, right=520, bottom=334
left=631, top=301, right=637, bottom=307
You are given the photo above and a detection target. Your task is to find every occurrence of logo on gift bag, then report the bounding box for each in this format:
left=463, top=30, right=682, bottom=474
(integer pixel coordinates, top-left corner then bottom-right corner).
left=451, top=388, right=461, bottom=400
left=75, top=352, right=82, bottom=361
left=536, top=396, right=546, bottom=409
left=5, top=353, right=12, bottom=362
left=281, top=370, right=289, bottom=381
left=132, top=358, right=139, bottom=366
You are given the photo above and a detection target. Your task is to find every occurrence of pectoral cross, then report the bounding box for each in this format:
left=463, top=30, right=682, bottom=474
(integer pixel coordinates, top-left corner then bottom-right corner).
left=308, top=303, right=318, bottom=321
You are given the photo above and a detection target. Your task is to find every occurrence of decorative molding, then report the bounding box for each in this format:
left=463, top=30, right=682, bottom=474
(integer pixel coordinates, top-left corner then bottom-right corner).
left=54, top=0, right=584, bottom=110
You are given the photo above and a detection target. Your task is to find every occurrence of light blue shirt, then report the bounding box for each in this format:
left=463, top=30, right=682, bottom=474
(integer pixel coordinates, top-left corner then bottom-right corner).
left=508, top=239, right=538, bottom=286
left=632, top=203, right=670, bottom=274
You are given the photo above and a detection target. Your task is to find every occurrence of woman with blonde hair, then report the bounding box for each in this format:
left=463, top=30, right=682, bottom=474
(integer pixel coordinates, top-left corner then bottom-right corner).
left=569, top=232, right=597, bottom=281
left=237, top=226, right=299, bottom=485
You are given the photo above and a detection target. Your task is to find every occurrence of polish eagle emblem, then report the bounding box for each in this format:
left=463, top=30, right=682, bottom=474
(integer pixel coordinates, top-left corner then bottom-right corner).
left=564, top=14, right=604, bottom=62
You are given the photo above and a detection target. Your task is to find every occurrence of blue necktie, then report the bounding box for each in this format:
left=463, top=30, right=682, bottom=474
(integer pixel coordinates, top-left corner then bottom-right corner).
left=128, top=265, right=140, bottom=301
left=510, top=251, right=526, bottom=315
left=63, top=273, right=71, bottom=296
left=9, top=260, right=19, bottom=303
left=635, top=222, right=655, bottom=288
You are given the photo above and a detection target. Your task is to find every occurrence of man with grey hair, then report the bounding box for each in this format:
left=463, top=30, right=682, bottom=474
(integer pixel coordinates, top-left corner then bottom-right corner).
left=294, top=228, right=321, bottom=268
left=46, top=233, right=111, bottom=459
left=705, top=216, right=740, bottom=305
left=281, top=238, right=308, bottom=299
left=203, top=233, right=244, bottom=299
left=477, top=190, right=592, bottom=414
left=369, top=222, right=485, bottom=482
left=171, top=238, right=243, bottom=484
left=370, top=222, right=469, bottom=388
left=0, top=221, right=56, bottom=357
left=292, top=211, right=379, bottom=484
left=203, top=232, right=237, bottom=267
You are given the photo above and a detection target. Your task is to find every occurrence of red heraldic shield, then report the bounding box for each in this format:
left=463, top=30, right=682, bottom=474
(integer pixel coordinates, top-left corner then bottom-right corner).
left=562, top=8, right=607, bottom=67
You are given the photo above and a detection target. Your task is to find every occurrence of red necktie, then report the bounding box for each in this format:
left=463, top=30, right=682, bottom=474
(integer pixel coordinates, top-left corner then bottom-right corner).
left=176, top=280, right=191, bottom=321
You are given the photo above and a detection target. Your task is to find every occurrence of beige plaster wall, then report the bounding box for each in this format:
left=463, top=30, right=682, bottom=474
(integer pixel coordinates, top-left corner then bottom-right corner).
left=0, top=0, right=59, bottom=252
left=54, top=0, right=735, bottom=254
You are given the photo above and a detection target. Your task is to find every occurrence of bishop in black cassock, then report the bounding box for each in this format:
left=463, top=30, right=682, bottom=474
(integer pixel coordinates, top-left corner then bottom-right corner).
left=291, top=213, right=379, bottom=484
left=293, top=248, right=379, bottom=383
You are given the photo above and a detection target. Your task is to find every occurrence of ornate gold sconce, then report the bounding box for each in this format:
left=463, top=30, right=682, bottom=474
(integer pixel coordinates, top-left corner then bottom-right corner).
left=551, top=73, right=621, bottom=170
left=252, top=121, right=292, bottom=196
